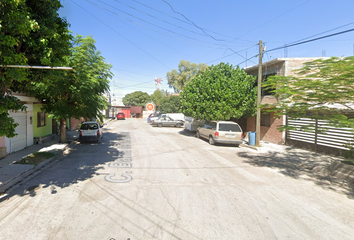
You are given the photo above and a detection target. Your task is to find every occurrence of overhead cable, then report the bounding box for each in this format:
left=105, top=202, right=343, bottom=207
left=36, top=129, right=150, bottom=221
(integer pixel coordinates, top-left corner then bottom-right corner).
left=71, top=0, right=172, bottom=70
left=266, top=28, right=354, bottom=53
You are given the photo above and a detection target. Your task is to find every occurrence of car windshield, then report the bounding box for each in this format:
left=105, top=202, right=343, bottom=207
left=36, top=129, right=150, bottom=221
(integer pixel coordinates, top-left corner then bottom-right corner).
left=80, top=123, right=98, bottom=130
left=218, top=123, right=241, bottom=132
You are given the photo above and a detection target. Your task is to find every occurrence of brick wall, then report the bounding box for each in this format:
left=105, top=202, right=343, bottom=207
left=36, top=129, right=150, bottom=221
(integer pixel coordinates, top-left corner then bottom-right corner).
left=70, top=117, right=86, bottom=130
left=246, top=113, right=283, bottom=144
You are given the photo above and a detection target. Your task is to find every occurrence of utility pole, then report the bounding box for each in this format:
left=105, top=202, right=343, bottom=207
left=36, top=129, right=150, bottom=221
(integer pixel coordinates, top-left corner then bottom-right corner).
left=256, top=40, right=264, bottom=146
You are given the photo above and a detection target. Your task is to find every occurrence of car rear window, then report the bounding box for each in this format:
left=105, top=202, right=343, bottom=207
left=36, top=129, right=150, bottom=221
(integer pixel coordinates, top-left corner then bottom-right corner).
left=218, top=123, right=241, bottom=132
left=80, top=123, right=98, bottom=130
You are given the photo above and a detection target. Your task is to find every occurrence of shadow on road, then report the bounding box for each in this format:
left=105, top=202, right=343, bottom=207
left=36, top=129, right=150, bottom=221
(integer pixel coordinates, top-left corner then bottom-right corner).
left=237, top=148, right=354, bottom=199
left=1, top=132, right=127, bottom=202
left=178, top=129, right=196, bottom=137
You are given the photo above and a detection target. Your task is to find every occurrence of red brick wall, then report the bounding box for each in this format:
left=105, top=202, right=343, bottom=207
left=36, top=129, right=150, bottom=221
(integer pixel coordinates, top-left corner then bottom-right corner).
left=246, top=113, right=283, bottom=144
left=70, top=117, right=86, bottom=130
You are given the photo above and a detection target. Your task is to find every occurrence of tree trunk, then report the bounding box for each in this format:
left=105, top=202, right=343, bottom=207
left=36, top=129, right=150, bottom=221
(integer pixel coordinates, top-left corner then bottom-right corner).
left=59, top=118, right=67, bottom=143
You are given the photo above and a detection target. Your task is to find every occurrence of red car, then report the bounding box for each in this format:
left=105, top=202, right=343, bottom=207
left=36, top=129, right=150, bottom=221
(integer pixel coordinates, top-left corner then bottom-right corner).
left=117, top=112, right=125, bottom=120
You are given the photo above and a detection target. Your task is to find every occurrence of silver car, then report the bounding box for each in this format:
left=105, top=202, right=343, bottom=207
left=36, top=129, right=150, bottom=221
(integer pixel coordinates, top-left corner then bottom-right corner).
left=151, top=116, right=184, bottom=128
left=196, top=121, right=243, bottom=146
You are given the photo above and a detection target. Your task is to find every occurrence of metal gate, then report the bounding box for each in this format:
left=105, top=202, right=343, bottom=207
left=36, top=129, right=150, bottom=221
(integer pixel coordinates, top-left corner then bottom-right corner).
left=286, top=117, right=354, bottom=155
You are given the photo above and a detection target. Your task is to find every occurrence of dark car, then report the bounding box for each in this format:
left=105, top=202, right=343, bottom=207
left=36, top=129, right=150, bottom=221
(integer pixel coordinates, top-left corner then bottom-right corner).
left=117, top=112, right=125, bottom=120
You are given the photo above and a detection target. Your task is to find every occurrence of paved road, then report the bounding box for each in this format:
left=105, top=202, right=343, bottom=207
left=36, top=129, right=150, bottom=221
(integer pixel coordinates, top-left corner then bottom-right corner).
left=1, top=118, right=354, bottom=239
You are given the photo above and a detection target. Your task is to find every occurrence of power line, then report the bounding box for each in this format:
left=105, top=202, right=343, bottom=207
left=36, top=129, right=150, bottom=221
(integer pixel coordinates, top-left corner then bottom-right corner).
left=266, top=28, right=354, bottom=53
left=206, top=44, right=257, bottom=65
left=288, top=21, right=354, bottom=45
left=161, top=0, right=224, bottom=42
left=130, top=0, right=252, bottom=43
left=235, top=0, right=312, bottom=40
left=237, top=27, right=354, bottom=67
left=236, top=54, right=258, bottom=67
left=160, top=0, right=251, bottom=61
left=86, top=0, right=228, bottom=48
left=71, top=0, right=172, bottom=70
left=111, top=0, right=223, bottom=40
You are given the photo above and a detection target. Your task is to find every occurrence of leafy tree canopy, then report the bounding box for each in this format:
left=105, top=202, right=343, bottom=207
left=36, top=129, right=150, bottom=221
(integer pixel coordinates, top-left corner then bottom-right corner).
left=150, top=90, right=165, bottom=106
left=167, top=60, right=208, bottom=93
left=159, top=95, right=181, bottom=113
left=0, top=0, right=71, bottom=137
left=122, top=91, right=150, bottom=106
left=29, top=35, right=112, bottom=142
left=181, top=62, right=257, bottom=121
left=263, top=57, right=354, bottom=129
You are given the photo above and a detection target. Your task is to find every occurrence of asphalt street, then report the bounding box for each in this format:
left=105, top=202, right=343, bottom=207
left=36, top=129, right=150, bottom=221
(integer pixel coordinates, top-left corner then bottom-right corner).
left=0, top=118, right=354, bottom=240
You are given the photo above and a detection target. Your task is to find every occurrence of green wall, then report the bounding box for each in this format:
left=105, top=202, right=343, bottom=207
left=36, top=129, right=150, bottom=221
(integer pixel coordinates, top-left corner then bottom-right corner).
left=33, top=104, right=53, bottom=137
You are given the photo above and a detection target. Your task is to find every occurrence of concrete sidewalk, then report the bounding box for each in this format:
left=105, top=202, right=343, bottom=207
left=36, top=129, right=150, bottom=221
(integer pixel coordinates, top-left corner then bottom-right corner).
left=0, top=130, right=79, bottom=194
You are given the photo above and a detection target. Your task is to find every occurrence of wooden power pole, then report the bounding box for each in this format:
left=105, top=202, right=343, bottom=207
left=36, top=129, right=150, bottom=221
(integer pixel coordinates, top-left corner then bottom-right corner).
left=256, top=40, right=264, bottom=146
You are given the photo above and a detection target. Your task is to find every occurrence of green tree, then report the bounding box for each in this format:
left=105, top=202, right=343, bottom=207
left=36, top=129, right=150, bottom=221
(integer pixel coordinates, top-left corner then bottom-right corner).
left=181, top=62, right=257, bottom=120
left=30, top=35, right=112, bottom=143
left=0, top=0, right=71, bottom=137
left=150, top=90, right=165, bottom=106
left=159, top=95, right=181, bottom=113
left=263, top=57, right=354, bottom=130
left=167, top=60, right=208, bottom=93
left=122, top=91, right=151, bottom=106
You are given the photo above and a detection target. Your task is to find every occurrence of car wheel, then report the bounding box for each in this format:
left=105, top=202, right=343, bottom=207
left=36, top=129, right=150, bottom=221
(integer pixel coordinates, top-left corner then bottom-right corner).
left=175, top=123, right=182, bottom=128
left=209, top=136, right=215, bottom=145
left=158, top=123, right=163, bottom=127
left=235, top=144, right=239, bottom=147
left=196, top=131, right=200, bottom=139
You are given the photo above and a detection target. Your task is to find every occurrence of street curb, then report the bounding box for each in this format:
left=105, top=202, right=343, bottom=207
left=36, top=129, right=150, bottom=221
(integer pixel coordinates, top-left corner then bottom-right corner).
left=240, top=143, right=258, bottom=151
left=0, top=140, right=77, bottom=195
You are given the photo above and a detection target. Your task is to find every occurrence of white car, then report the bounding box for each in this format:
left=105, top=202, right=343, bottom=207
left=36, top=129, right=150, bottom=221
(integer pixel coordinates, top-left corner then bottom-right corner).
left=79, top=121, right=103, bottom=143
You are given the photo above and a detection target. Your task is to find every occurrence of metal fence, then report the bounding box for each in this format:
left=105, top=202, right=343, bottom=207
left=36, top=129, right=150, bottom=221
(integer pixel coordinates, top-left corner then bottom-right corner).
left=286, top=117, right=354, bottom=155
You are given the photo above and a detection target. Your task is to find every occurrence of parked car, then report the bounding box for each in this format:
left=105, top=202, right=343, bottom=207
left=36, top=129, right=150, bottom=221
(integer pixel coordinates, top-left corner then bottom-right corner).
left=151, top=116, right=184, bottom=128
left=148, top=112, right=161, bottom=119
left=79, top=121, right=103, bottom=143
left=196, top=121, right=243, bottom=146
left=117, top=112, right=125, bottom=120
left=150, top=113, right=185, bottom=123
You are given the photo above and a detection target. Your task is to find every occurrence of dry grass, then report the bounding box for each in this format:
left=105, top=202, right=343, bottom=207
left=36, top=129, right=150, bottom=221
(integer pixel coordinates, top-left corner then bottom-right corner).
left=15, top=152, right=55, bottom=166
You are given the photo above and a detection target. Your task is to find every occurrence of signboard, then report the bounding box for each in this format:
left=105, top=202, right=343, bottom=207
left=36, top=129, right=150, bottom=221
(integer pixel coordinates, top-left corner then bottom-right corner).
left=146, top=103, right=155, bottom=111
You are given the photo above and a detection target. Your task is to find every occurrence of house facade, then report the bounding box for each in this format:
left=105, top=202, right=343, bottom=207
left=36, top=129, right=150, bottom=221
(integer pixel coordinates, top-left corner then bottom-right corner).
left=0, top=94, right=54, bottom=158
left=1, top=94, right=36, bottom=155
left=244, top=57, right=326, bottom=144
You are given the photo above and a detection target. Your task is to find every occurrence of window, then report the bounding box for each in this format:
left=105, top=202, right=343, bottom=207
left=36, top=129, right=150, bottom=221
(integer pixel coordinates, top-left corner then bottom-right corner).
left=218, top=123, right=241, bottom=132
left=80, top=123, right=99, bottom=130
left=261, top=113, right=271, bottom=127
left=262, top=73, right=276, bottom=96
left=37, top=112, right=46, bottom=127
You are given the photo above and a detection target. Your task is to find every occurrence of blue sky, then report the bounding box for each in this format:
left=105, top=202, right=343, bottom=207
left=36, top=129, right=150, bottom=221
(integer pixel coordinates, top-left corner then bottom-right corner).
left=59, top=0, right=354, bottom=105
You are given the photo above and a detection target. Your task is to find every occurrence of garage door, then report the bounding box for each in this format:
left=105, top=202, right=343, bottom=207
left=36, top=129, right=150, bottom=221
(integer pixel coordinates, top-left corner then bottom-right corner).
left=121, top=109, right=130, bottom=118
left=9, top=112, right=27, bottom=152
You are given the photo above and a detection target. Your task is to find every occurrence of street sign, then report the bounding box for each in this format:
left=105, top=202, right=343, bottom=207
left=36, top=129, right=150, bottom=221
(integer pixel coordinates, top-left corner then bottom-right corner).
left=146, top=103, right=155, bottom=111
